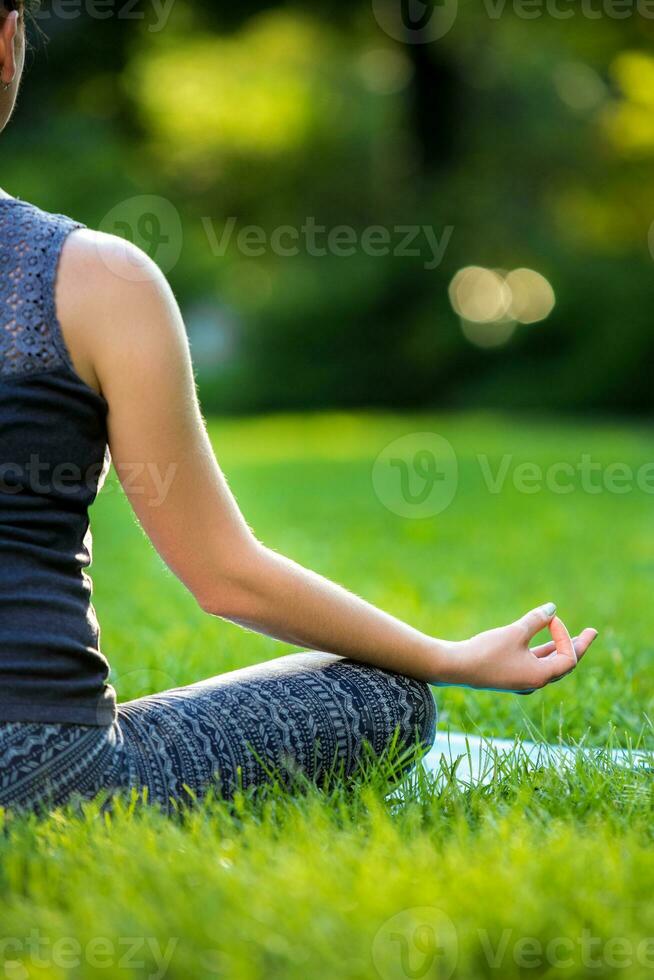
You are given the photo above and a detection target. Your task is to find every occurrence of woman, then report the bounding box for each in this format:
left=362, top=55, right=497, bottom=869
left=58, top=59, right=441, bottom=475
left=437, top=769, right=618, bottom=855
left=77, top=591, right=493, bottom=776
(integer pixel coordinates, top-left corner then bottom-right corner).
left=0, top=1, right=597, bottom=812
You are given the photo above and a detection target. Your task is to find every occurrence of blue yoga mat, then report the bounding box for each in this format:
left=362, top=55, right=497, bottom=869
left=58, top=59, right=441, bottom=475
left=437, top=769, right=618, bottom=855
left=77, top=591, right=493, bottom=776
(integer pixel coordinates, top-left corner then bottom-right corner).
left=422, top=733, right=651, bottom=787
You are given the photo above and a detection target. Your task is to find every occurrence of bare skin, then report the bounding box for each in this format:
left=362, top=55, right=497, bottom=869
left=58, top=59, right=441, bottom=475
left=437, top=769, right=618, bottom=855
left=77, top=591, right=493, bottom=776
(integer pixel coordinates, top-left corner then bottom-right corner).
left=0, top=11, right=597, bottom=693
left=0, top=7, right=23, bottom=129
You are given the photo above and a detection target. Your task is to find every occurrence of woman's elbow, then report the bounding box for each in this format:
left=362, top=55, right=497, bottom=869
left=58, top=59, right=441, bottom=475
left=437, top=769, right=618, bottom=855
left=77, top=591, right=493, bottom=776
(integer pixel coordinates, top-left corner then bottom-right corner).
left=196, top=582, right=251, bottom=620
left=194, top=544, right=267, bottom=620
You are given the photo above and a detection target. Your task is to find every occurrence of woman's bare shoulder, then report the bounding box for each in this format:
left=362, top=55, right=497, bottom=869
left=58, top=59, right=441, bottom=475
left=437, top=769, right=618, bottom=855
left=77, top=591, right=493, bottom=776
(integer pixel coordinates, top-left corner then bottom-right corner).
left=56, top=228, right=186, bottom=394
left=59, top=228, right=169, bottom=306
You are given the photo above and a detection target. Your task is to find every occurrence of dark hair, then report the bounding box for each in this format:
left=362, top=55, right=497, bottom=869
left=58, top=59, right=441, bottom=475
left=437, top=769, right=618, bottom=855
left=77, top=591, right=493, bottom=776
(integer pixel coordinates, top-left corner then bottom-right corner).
left=2, top=0, right=39, bottom=20
left=1, top=0, right=38, bottom=13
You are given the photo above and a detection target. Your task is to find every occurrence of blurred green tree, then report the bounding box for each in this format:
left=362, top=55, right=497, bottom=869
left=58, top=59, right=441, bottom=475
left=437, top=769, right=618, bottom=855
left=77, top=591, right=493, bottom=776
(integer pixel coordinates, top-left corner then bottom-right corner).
left=5, top=0, right=654, bottom=414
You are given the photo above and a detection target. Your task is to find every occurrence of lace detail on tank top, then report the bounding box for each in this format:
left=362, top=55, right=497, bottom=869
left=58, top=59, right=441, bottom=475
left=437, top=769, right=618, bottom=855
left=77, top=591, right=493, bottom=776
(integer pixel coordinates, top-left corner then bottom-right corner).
left=0, top=202, right=84, bottom=379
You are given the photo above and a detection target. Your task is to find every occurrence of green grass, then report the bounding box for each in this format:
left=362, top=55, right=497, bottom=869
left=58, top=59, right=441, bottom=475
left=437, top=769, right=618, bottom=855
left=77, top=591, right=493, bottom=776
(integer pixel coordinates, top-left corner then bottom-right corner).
left=4, top=412, right=654, bottom=979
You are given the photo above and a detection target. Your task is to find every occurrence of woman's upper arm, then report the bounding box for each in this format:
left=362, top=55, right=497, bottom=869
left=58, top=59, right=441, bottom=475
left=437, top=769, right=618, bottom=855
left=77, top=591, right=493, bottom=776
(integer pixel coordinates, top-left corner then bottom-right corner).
left=56, top=229, right=258, bottom=605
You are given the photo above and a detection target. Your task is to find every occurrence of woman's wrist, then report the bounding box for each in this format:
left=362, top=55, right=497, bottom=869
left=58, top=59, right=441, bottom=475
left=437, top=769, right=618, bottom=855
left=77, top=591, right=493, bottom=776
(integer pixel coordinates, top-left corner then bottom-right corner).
left=427, top=637, right=467, bottom=686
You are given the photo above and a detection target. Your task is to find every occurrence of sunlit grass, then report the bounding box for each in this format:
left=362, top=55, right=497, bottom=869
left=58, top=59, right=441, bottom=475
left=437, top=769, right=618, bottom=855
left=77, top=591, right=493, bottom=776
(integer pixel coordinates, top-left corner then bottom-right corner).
left=3, top=411, right=649, bottom=979
left=1, top=757, right=652, bottom=979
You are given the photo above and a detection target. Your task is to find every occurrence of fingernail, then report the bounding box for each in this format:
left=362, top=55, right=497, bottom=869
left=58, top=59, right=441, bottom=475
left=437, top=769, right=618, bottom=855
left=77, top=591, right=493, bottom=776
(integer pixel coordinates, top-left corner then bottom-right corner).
left=543, top=602, right=557, bottom=618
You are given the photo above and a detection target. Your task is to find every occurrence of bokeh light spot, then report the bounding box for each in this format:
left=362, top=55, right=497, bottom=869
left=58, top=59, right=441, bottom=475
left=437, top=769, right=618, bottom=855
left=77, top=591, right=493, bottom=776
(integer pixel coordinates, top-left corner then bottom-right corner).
left=448, top=266, right=512, bottom=324
left=553, top=62, right=606, bottom=113
left=358, top=48, right=414, bottom=95
left=460, top=319, right=517, bottom=349
left=505, top=268, right=556, bottom=324
left=449, top=265, right=556, bottom=347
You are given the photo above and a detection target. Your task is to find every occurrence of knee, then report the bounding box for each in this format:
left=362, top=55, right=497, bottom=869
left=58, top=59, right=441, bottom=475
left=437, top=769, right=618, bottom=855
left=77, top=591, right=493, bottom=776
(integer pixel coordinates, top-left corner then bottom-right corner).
left=333, top=660, right=437, bottom=757
left=262, top=653, right=437, bottom=755
left=400, top=677, right=437, bottom=753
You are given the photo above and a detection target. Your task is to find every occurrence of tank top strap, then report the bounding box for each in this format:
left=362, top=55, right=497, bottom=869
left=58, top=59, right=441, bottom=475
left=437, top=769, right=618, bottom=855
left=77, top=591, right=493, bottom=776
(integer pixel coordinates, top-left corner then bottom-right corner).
left=0, top=199, right=85, bottom=380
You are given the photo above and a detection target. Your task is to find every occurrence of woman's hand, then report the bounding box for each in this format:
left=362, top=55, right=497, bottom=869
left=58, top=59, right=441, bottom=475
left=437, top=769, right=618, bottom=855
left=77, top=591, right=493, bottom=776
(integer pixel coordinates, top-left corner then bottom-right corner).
left=436, top=604, right=598, bottom=694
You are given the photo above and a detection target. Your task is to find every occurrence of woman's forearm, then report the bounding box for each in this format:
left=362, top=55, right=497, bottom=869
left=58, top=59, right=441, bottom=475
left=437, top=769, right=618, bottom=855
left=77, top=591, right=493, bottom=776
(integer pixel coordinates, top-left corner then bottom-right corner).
left=201, top=542, right=597, bottom=693
left=202, top=542, right=451, bottom=684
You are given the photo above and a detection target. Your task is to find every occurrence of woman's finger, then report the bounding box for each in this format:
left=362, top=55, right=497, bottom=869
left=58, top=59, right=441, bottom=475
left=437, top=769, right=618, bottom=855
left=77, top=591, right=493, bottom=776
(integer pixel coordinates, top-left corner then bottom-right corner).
left=531, top=628, right=596, bottom=660
left=571, top=628, right=598, bottom=663
left=543, top=616, right=577, bottom=681
left=531, top=639, right=557, bottom=658
left=549, top=616, right=576, bottom=659
left=542, top=621, right=598, bottom=685
left=537, top=629, right=598, bottom=686
left=526, top=627, right=598, bottom=691
left=517, top=603, right=558, bottom=642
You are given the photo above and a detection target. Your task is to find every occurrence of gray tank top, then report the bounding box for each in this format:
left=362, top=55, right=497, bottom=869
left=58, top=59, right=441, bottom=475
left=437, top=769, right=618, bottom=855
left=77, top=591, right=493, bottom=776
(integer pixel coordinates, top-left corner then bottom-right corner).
left=0, top=198, right=116, bottom=725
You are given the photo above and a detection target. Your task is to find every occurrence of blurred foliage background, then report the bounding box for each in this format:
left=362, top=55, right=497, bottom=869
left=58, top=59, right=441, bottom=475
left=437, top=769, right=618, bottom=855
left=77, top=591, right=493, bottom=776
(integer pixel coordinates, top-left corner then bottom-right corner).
left=6, top=0, right=654, bottom=413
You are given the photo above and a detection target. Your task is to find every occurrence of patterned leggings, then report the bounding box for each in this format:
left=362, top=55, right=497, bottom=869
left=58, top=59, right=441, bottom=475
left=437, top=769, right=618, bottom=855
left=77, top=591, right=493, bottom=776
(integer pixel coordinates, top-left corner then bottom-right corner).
left=0, top=654, right=437, bottom=814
